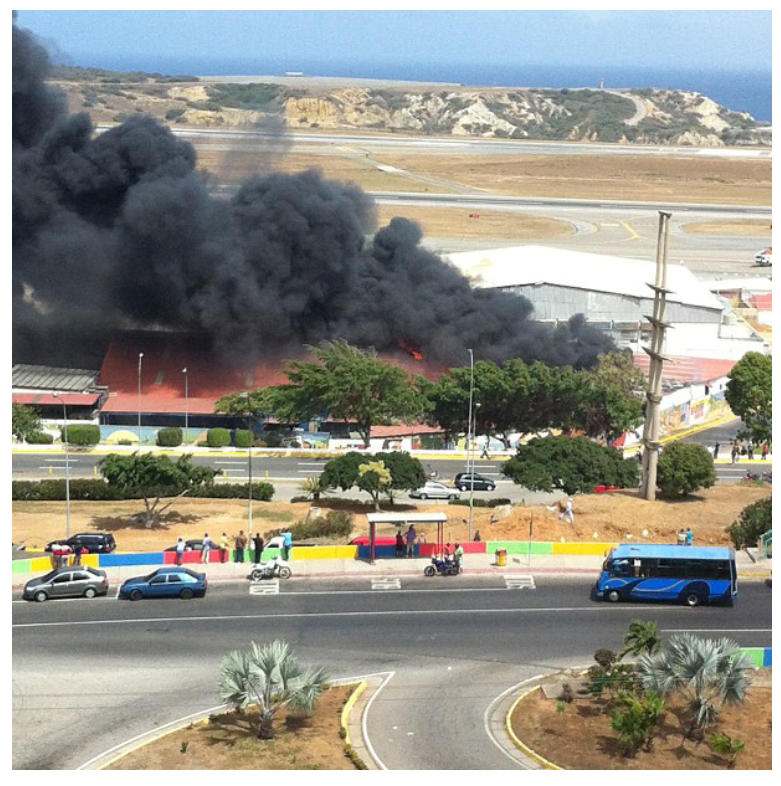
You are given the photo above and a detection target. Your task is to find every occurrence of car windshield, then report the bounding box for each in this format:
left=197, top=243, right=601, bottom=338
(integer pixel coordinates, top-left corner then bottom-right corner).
left=39, top=570, right=58, bottom=582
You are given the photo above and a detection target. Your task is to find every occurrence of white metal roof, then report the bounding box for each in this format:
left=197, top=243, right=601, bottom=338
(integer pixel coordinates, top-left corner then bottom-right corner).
left=366, top=513, right=447, bottom=524
left=446, top=245, right=724, bottom=311
left=698, top=277, right=773, bottom=293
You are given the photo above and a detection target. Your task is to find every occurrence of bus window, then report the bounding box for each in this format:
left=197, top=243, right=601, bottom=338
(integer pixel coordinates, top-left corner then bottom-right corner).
left=612, top=559, right=631, bottom=577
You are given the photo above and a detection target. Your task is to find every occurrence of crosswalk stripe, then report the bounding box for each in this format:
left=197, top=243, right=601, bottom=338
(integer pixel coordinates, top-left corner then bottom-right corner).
left=371, top=578, right=401, bottom=590
left=249, top=580, right=280, bottom=595
left=504, top=575, right=536, bottom=590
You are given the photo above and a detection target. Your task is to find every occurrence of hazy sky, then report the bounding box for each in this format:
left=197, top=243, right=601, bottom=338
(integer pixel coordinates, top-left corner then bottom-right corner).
left=16, top=10, right=772, bottom=74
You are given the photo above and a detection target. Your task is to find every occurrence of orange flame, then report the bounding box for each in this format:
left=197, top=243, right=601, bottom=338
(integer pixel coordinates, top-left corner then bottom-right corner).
left=399, top=340, right=423, bottom=362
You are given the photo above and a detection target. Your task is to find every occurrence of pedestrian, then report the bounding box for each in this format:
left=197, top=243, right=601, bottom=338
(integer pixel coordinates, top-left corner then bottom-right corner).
left=395, top=530, right=404, bottom=558
left=762, top=442, right=769, bottom=460
left=72, top=541, right=83, bottom=566
left=454, top=542, right=465, bottom=573
left=685, top=527, right=694, bottom=547
left=200, top=533, right=212, bottom=564
left=474, top=530, right=482, bottom=542
left=559, top=497, right=574, bottom=524
left=418, top=531, right=426, bottom=547
left=731, top=444, right=739, bottom=464
left=235, top=530, right=247, bottom=563
left=220, top=532, right=229, bottom=563
left=58, top=543, right=72, bottom=568
left=282, top=531, right=292, bottom=561
left=747, top=441, right=754, bottom=461
left=713, top=442, right=720, bottom=460
left=677, top=528, right=686, bottom=546
left=253, top=532, right=264, bottom=563
left=405, top=525, right=417, bottom=558
left=175, top=537, right=185, bottom=566
left=480, top=442, right=490, bottom=460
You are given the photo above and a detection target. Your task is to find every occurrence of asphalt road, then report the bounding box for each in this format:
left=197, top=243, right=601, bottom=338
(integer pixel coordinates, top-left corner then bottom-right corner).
left=12, top=577, right=771, bottom=770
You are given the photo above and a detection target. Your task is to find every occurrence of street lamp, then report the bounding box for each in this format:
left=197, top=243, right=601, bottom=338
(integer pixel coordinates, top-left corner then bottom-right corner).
left=468, top=402, right=481, bottom=542
left=137, top=352, right=144, bottom=446
left=51, top=392, right=70, bottom=539
left=182, top=368, right=189, bottom=445
left=241, top=392, right=253, bottom=540
left=467, top=349, right=476, bottom=541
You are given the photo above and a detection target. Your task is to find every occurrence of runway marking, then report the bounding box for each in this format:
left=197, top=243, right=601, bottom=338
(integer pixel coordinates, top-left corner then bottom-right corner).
left=371, top=578, right=401, bottom=591
left=505, top=575, right=536, bottom=590
left=12, top=605, right=695, bottom=629
left=249, top=580, right=280, bottom=595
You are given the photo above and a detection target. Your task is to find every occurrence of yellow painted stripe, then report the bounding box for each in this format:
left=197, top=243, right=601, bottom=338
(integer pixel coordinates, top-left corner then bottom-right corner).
left=505, top=687, right=563, bottom=770
left=620, top=220, right=642, bottom=241
left=340, top=681, right=367, bottom=746
left=624, top=414, right=739, bottom=454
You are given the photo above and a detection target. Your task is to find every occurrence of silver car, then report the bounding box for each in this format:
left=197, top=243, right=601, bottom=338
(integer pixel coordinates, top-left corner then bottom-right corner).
left=23, top=566, right=109, bottom=602
left=409, top=482, right=461, bottom=501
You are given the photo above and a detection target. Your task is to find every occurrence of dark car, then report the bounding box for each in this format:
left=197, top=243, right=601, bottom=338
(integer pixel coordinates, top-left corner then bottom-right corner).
left=453, top=472, right=496, bottom=492
left=164, top=539, right=205, bottom=553
left=119, top=567, right=208, bottom=601
left=23, top=566, right=109, bottom=602
left=45, top=533, right=116, bottom=554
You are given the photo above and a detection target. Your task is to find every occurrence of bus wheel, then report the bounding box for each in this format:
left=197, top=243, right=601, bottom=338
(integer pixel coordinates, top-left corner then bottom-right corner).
left=684, top=592, right=703, bottom=607
left=606, top=590, right=621, bottom=603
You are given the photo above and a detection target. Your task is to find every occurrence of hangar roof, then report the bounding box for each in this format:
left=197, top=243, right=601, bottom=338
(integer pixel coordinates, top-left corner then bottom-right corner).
left=12, top=364, right=101, bottom=392
left=446, top=245, right=724, bottom=312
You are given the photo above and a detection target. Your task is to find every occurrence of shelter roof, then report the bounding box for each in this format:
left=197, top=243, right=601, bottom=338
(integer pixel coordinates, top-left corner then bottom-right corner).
left=12, top=364, right=100, bottom=392
left=12, top=393, right=101, bottom=407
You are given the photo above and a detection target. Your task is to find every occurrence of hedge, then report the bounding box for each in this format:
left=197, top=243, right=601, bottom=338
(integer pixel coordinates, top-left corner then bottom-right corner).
left=234, top=429, right=253, bottom=448
left=207, top=428, right=231, bottom=447
left=27, top=431, right=54, bottom=444
left=12, top=479, right=275, bottom=502
left=448, top=498, right=513, bottom=508
left=61, top=424, right=100, bottom=446
left=156, top=427, right=183, bottom=447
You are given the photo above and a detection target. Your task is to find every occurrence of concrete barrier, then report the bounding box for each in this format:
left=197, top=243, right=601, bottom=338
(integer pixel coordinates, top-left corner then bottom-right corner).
left=487, top=541, right=553, bottom=555
left=99, top=552, right=166, bottom=568
left=552, top=542, right=617, bottom=556
left=739, top=647, right=772, bottom=668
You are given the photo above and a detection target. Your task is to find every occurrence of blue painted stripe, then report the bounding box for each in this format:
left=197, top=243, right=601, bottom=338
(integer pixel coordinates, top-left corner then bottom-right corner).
left=763, top=648, right=772, bottom=668
left=99, top=552, right=166, bottom=567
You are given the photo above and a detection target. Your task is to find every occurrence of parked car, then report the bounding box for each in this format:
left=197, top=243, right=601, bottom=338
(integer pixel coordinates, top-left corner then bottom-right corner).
left=163, top=539, right=205, bottom=553
left=23, top=566, right=109, bottom=602
left=409, top=482, right=460, bottom=501
left=45, top=533, right=116, bottom=554
left=119, top=567, right=208, bottom=601
left=453, top=472, right=496, bottom=492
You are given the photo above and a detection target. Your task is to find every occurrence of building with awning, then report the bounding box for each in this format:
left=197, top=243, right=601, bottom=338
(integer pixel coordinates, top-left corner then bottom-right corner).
left=12, top=364, right=105, bottom=420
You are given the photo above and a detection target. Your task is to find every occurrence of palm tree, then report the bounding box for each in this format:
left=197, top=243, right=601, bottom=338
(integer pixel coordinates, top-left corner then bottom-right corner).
left=619, top=619, right=661, bottom=660
left=637, top=633, right=752, bottom=740
left=219, top=640, right=329, bottom=739
left=709, top=732, right=746, bottom=768
left=299, top=475, right=330, bottom=502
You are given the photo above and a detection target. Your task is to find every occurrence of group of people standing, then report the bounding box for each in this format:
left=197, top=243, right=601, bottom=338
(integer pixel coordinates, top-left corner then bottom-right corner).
left=49, top=541, right=83, bottom=568
left=173, top=531, right=291, bottom=565
left=676, top=528, right=694, bottom=547
left=395, top=525, right=424, bottom=557
left=715, top=440, right=770, bottom=464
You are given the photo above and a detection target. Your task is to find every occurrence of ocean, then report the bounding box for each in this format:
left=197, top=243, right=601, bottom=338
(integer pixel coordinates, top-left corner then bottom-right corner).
left=80, top=54, right=773, bottom=122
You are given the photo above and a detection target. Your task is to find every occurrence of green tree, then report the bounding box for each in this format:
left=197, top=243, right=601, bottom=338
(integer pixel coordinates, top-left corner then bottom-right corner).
left=620, top=619, right=661, bottom=660
left=709, top=732, right=746, bottom=769
left=98, top=453, right=216, bottom=527
left=638, top=633, right=752, bottom=740
left=502, top=436, right=638, bottom=495
left=357, top=460, right=392, bottom=511
left=228, top=342, right=428, bottom=448
left=219, top=640, right=328, bottom=740
left=725, top=352, right=772, bottom=444
left=321, top=451, right=425, bottom=507
left=611, top=692, right=666, bottom=756
left=726, top=497, right=772, bottom=550
left=298, top=475, right=330, bottom=502
left=12, top=404, right=41, bottom=442
left=656, top=442, right=716, bottom=498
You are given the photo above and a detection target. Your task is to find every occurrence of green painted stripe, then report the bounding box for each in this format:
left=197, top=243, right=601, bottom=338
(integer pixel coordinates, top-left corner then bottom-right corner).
left=487, top=541, right=553, bottom=555
left=12, top=559, right=32, bottom=574
left=738, top=648, right=765, bottom=668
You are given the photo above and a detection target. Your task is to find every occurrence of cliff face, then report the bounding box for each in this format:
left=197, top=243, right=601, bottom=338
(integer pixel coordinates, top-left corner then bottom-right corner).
left=53, top=71, right=770, bottom=147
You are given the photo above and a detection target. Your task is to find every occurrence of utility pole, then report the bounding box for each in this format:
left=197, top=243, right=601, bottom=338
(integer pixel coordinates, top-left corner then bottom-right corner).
left=137, top=352, right=144, bottom=446
left=641, top=211, right=673, bottom=501
left=467, top=349, right=475, bottom=541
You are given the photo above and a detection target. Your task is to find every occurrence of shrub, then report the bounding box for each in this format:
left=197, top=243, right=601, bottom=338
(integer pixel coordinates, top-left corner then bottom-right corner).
left=27, top=431, right=53, bottom=444
left=234, top=429, right=253, bottom=448
left=269, top=510, right=354, bottom=541
left=611, top=693, right=666, bottom=756
left=289, top=495, right=310, bottom=504
left=726, top=497, right=772, bottom=549
left=197, top=440, right=209, bottom=447
left=206, top=428, right=231, bottom=448
left=190, top=482, right=274, bottom=501
left=12, top=479, right=122, bottom=501
left=448, top=498, right=512, bottom=508
left=156, top=427, right=183, bottom=447
left=61, top=424, right=100, bottom=446
left=656, top=442, right=716, bottom=498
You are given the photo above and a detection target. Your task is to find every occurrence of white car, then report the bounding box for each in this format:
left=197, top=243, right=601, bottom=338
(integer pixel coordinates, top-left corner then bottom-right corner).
left=409, top=482, right=460, bottom=501
left=755, top=247, right=772, bottom=267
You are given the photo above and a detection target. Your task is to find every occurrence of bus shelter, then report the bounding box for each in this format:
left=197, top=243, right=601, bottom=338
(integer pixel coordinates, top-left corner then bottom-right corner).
left=365, top=512, right=447, bottom=564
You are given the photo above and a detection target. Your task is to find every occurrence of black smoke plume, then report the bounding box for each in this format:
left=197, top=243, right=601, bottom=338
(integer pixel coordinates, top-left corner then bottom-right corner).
left=12, top=19, right=613, bottom=370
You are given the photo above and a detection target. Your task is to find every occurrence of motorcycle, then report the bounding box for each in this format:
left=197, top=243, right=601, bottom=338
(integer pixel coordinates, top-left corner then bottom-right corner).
left=744, top=470, right=761, bottom=483
left=248, top=555, right=292, bottom=581
left=762, top=472, right=773, bottom=484
left=424, top=554, right=460, bottom=577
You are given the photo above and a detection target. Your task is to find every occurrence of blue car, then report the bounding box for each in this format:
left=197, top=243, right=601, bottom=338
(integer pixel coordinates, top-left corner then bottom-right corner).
left=119, top=567, right=208, bottom=601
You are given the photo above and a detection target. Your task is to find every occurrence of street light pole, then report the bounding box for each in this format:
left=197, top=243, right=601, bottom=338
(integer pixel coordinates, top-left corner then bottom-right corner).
left=182, top=368, right=189, bottom=445
left=137, top=352, right=144, bottom=446
left=51, top=392, right=70, bottom=539
left=242, top=393, right=253, bottom=540
left=467, top=349, right=475, bottom=541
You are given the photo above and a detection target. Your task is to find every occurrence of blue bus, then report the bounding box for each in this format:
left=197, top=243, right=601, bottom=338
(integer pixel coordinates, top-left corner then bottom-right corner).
left=594, top=544, right=737, bottom=607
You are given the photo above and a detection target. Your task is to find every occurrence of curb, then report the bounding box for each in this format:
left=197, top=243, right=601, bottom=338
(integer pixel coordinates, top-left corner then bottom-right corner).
left=78, top=679, right=373, bottom=771
left=505, top=687, right=563, bottom=770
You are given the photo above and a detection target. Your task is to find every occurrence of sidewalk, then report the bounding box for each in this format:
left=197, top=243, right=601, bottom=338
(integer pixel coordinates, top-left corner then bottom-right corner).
left=11, top=550, right=770, bottom=590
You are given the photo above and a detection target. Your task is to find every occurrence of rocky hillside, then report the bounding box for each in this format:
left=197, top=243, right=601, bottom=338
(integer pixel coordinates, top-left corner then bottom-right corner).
left=51, top=67, right=770, bottom=147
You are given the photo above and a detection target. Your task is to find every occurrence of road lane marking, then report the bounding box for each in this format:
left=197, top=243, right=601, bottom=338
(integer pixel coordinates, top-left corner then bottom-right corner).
left=249, top=580, right=280, bottom=595
left=12, top=605, right=698, bottom=629
left=505, top=576, right=535, bottom=590
left=661, top=628, right=771, bottom=633
left=371, top=578, right=401, bottom=590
